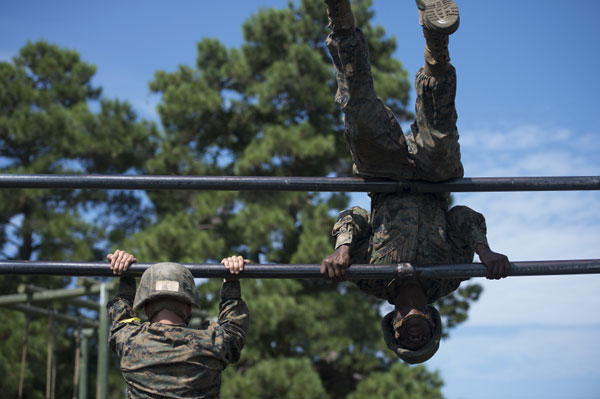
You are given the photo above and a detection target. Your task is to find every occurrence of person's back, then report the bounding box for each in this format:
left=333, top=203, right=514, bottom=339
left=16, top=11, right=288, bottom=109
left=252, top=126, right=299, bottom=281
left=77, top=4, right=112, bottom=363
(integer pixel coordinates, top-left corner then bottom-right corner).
left=106, top=251, right=249, bottom=398
left=369, top=191, right=454, bottom=267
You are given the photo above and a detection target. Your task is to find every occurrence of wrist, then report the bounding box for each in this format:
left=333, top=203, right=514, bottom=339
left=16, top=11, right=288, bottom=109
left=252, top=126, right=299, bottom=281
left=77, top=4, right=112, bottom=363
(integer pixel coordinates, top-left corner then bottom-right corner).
left=335, top=244, right=350, bottom=256
left=475, top=242, right=489, bottom=254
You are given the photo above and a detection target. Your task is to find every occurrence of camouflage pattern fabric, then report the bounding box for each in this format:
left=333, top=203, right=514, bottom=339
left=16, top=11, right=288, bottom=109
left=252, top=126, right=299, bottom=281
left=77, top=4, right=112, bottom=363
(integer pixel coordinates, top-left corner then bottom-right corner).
left=333, top=204, right=488, bottom=304
left=133, top=262, right=202, bottom=310
left=326, top=28, right=463, bottom=182
left=107, top=277, right=249, bottom=399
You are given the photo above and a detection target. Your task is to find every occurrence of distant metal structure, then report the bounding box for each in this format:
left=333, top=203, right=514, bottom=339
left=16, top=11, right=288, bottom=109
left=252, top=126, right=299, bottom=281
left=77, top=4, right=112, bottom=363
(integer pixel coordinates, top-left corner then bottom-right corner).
left=0, top=173, right=599, bottom=192
left=0, top=281, right=109, bottom=399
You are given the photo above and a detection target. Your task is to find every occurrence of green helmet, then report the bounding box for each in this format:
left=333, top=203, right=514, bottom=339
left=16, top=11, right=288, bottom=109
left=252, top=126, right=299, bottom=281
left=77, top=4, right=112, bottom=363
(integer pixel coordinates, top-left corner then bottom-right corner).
left=133, top=262, right=202, bottom=311
left=381, top=305, right=442, bottom=364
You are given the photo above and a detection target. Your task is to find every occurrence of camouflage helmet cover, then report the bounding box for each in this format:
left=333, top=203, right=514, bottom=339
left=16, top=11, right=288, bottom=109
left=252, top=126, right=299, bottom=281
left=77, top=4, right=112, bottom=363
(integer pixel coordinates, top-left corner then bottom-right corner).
left=381, top=305, right=442, bottom=364
left=133, top=262, right=202, bottom=310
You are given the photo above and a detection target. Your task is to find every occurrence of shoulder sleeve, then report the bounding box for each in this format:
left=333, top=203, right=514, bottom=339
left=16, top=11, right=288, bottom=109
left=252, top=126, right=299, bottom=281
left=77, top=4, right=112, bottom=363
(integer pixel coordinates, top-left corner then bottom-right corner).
left=107, top=277, right=140, bottom=356
left=217, top=280, right=250, bottom=364
left=332, top=206, right=371, bottom=250
left=446, top=205, right=489, bottom=253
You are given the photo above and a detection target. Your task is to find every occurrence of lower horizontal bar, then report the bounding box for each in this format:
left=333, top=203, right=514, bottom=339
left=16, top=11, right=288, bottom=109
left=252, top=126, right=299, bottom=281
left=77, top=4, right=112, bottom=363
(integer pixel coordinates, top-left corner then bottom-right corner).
left=0, top=259, right=599, bottom=279
left=0, top=174, right=598, bottom=192
left=4, top=304, right=99, bottom=328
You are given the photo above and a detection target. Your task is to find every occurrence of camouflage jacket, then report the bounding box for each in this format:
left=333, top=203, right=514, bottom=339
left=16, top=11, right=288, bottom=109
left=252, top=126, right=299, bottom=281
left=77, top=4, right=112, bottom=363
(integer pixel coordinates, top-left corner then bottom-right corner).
left=334, top=193, right=488, bottom=266
left=107, top=277, right=249, bottom=399
left=333, top=195, right=489, bottom=303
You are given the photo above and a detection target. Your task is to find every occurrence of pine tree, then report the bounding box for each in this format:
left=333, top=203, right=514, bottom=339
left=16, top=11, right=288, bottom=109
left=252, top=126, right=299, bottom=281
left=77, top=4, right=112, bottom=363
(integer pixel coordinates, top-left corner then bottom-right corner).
left=0, top=40, right=158, bottom=397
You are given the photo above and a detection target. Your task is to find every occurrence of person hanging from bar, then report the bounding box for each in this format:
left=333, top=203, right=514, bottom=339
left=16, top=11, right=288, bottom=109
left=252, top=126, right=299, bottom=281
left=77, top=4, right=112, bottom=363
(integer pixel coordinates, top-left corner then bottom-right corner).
left=320, top=0, right=510, bottom=363
left=105, top=250, right=250, bottom=398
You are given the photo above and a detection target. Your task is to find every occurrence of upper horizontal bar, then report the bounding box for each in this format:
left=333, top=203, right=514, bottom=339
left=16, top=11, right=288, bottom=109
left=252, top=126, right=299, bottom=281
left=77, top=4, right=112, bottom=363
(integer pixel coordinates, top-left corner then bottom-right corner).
left=0, top=259, right=599, bottom=279
left=0, top=174, right=598, bottom=192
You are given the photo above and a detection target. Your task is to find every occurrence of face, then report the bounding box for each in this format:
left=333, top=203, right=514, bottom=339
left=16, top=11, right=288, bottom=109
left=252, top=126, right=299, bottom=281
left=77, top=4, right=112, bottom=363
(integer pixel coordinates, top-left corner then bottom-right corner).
left=394, top=309, right=434, bottom=351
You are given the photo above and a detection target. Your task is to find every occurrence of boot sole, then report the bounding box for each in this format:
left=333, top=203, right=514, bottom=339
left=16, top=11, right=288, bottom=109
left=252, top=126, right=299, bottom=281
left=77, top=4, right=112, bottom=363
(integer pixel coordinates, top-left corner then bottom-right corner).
left=416, top=0, right=460, bottom=35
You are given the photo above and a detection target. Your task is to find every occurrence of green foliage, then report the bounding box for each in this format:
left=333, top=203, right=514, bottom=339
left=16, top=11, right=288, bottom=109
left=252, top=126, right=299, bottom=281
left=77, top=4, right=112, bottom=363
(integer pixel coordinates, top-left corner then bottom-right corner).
left=0, top=40, right=157, bottom=398
left=222, top=357, right=329, bottom=399
left=348, top=363, right=444, bottom=399
left=0, top=40, right=158, bottom=264
left=0, top=308, right=83, bottom=399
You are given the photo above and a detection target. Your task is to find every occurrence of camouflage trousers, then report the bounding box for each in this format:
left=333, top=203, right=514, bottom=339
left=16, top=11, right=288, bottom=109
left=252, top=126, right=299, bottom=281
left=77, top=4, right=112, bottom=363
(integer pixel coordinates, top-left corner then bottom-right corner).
left=326, top=28, right=463, bottom=182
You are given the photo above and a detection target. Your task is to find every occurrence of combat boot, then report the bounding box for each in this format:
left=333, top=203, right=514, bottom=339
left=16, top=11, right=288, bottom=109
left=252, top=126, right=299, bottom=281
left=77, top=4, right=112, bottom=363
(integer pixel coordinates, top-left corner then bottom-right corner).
left=416, top=0, right=459, bottom=35
left=324, top=0, right=354, bottom=32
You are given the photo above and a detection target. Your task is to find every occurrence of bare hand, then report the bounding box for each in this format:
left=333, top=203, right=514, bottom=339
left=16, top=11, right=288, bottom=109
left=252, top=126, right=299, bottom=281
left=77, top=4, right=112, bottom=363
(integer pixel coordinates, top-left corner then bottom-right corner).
left=106, top=250, right=137, bottom=276
left=476, top=244, right=510, bottom=280
left=320, top=245, right=351, bottom=282
left=221, top=255, right=250, bottom=281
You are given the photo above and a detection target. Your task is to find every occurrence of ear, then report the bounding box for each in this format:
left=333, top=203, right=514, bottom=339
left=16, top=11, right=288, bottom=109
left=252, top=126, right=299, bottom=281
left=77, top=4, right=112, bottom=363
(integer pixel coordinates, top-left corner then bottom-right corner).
left=144, top=303, right=150, bottom=318
left=185, top=303, right=192, bottom=317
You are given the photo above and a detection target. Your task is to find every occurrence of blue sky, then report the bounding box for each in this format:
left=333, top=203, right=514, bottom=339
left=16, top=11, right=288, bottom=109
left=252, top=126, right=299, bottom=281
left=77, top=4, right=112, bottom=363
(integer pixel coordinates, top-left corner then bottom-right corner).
left=2, top=1, right=600, bottom=398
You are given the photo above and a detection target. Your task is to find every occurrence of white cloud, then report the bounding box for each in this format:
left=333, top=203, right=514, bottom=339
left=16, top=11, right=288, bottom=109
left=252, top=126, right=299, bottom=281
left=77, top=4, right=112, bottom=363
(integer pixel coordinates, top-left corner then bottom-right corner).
left=460, top=125, right=600, bottom=177
left=465, top=275, right=600, bottom=326
left=432, top=124, right=600, bottom=398
left=454, top=192, right=600, bottom=327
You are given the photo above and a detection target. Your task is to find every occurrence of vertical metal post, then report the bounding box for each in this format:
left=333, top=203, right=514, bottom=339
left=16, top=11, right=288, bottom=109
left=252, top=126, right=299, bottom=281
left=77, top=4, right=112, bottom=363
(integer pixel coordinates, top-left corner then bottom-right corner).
left=51, top=333, right=57, bottom=399
left=46, top=310, right=55, bottom=399
left=17, top=313, right=30, bottom=399
left=96, top=283, right=109, bottom=399
left=79, top=329, right=92, bottom=399
left=72, top=324, right=81, bottom=399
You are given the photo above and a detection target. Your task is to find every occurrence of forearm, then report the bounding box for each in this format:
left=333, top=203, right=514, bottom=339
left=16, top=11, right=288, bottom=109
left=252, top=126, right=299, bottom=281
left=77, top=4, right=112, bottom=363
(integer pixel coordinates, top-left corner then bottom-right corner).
left=333, top=206, right=371, bottom=250
left=218, top=281, right=250, bottom=363
left=106, top=277, right=137, bottom=323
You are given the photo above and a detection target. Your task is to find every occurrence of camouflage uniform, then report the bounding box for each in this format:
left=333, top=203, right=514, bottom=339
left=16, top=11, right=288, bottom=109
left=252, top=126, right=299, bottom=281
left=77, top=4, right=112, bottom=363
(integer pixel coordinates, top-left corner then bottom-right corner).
left=333, top=204, right=488, bottom=304
left=107, top=277, right=249, bottom=399
left=325, top=1, right=475, bottom=364
left=325, top=22, right=479, bottom=304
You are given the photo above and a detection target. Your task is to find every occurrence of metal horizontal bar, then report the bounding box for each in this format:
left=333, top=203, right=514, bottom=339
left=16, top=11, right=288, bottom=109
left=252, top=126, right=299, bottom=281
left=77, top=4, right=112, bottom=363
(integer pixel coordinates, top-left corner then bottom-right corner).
left=0, top=259, right=598, bottom=279
left=0, top=174, right=598, bottom=192
left=4, top=304, right=99, bottom=328
left=0, top=283, right=108, bottom=306
left=18, top=284, right=100, bottom=310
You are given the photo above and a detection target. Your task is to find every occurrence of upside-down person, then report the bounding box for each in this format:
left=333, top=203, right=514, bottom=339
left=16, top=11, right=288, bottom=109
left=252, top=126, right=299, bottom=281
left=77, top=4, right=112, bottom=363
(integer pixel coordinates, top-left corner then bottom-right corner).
left=320, top=0, right=510, bottom=363
left=106, top=250, right=250, bottom=398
